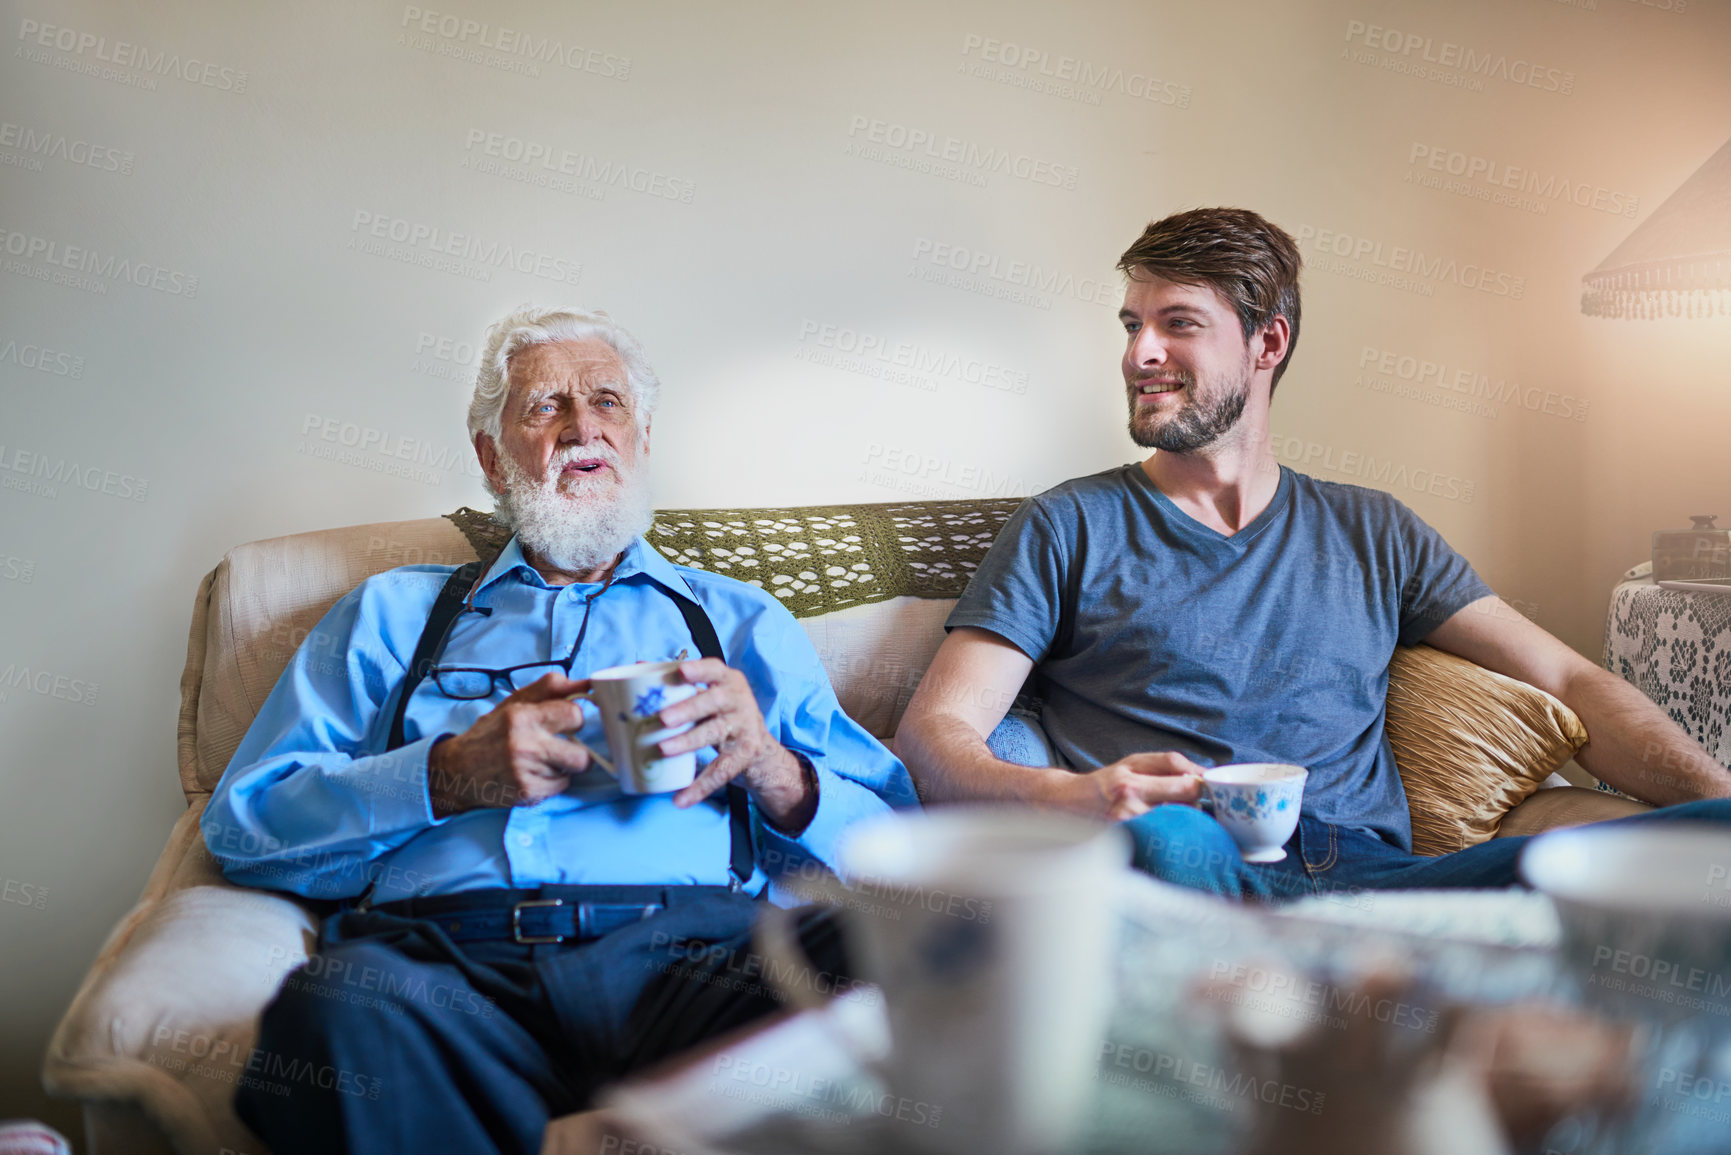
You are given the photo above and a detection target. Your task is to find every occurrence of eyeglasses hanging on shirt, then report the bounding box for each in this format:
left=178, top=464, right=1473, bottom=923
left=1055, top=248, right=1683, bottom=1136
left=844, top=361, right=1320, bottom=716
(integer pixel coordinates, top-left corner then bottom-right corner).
left=428, top=569, right=620, bottom=700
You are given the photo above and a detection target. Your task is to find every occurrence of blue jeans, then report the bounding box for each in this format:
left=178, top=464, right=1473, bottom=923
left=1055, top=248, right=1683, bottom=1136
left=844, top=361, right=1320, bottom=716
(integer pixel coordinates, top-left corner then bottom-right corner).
left=1124, top=799, right=1731, bottom=902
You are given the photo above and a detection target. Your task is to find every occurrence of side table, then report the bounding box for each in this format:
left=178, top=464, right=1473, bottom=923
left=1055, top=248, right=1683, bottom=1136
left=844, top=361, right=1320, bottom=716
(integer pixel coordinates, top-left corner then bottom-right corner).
left=1604, top=562, right=1731, bottom=774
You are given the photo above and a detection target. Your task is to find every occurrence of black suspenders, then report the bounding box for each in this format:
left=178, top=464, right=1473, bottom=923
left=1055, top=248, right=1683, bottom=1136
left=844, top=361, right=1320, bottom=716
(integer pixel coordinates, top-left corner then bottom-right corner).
left=385, top=559, right=756, bottom=889
left=667, top=593, right=758, bottom=890
left=388, top=561, right=486, bottom=752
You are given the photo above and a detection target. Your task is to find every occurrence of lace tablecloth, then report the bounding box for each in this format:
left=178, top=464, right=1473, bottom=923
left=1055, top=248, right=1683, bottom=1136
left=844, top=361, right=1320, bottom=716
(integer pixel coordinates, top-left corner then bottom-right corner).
left=1605, top=563, right=1731, bottom=769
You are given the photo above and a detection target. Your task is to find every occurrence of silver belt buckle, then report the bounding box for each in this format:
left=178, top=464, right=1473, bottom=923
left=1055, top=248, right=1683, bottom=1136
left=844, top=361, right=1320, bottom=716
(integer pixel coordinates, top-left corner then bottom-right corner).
left=511, top=898, right=566, bottom=944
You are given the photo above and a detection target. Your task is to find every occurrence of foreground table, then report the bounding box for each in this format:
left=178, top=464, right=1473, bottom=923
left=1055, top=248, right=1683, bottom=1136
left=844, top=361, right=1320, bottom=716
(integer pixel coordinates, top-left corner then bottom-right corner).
left=566, top=882, right=1579, bottom=1155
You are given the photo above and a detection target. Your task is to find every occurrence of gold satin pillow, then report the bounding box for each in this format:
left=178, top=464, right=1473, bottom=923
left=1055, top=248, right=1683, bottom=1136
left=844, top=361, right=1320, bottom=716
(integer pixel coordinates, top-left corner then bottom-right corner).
left=1384, top=644, right=1588, bottom=856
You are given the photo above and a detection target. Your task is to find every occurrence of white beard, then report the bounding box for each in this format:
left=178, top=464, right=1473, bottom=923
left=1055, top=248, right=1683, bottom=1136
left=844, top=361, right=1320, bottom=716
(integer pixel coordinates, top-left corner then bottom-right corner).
left=492, top=442, right=654, bottom=573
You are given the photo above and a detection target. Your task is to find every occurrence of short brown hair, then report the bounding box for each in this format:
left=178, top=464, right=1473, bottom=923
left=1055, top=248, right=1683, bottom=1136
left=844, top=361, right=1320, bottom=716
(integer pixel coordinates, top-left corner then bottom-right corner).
left=1117, top=207, right=1303, bottom=393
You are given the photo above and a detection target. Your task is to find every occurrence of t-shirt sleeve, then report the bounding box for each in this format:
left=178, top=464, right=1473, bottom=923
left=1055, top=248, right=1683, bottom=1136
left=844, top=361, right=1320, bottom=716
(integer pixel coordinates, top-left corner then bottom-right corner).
left=1394, top=502, right=1495, bottom=645
left=945, top=498, right=1068, bottom=663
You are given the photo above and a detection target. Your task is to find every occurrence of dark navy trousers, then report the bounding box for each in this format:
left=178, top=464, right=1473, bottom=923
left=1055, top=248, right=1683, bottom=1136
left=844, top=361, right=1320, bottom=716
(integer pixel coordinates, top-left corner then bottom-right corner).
left=235, top=893, right=845, bottom=1155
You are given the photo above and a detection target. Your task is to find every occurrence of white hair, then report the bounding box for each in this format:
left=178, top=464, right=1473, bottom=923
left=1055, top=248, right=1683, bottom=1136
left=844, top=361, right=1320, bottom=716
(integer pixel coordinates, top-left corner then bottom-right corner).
left=467, top=305, right=661, bottom=450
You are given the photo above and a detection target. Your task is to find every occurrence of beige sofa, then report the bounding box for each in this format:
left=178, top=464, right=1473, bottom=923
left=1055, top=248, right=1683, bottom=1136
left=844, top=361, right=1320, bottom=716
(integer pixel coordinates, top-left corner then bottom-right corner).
left=41, top=502, right=1649, bottom=1155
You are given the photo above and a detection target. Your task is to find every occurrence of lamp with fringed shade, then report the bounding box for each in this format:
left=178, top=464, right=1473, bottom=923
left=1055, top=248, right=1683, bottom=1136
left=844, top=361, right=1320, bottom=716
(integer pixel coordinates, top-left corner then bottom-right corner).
left=1581, top=135, right=1731, bottom=320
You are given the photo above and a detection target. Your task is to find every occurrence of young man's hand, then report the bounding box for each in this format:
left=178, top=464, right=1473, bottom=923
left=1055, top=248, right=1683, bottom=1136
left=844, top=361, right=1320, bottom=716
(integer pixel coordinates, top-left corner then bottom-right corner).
left=1044, top=751, right=1206, bottom=821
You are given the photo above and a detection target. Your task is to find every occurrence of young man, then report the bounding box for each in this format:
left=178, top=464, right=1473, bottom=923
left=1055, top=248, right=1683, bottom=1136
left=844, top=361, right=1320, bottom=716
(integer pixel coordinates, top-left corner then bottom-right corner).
left=895, top=207, right=1731, bottom=900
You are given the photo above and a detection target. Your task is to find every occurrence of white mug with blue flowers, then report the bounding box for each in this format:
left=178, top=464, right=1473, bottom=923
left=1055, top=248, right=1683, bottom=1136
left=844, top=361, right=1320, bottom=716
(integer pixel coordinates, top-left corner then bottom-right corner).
left=572, top=660, right=701, bottom=794
left=1201, top=763, right=1308, bottom=863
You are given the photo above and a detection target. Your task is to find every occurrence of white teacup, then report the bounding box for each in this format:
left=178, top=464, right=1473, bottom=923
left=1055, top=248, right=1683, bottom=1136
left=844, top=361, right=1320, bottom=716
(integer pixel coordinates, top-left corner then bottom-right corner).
left=571, top=660, right=700, bottom=794
left=755, top=808, right=1128, bottom=1155
left=1202, top=763, right=1307, bottom=863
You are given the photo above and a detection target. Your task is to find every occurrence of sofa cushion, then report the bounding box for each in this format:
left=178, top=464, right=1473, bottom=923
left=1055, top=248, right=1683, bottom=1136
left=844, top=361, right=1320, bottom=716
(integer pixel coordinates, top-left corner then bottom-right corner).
left=1384, top=645, right=1589, bottom=856
left=189, top=517, right=480, bottom=795
left=796, top=596, right=955, bottom=738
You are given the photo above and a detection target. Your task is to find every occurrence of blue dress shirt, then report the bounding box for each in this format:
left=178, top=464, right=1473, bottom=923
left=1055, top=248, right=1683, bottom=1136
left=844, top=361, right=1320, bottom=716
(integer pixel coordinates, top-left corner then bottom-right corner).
left=201, top=536, right=919, bottom=903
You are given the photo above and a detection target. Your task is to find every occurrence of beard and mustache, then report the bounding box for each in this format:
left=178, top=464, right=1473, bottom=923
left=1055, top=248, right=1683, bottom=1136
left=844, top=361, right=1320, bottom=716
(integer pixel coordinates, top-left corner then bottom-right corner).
left=1125, top=350, right=1254, bottom=454
left=491, top=442, right=654, bottom=573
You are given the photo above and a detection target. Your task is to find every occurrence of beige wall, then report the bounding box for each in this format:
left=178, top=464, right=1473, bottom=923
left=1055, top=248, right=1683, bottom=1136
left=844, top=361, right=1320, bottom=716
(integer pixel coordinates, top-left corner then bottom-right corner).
left=2, top=0, right=1726, bottom=1139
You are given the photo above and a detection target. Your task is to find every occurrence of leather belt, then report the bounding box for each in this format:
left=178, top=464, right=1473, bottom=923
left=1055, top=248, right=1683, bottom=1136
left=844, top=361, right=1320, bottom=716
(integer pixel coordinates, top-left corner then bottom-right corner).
left=369, top=885, right=739, bottom=945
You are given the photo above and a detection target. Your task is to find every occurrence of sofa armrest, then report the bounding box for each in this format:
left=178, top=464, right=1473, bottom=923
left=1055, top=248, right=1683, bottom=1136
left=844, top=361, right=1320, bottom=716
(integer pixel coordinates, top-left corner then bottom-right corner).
left=43, top=798, right=318, bottom=1155
left=1492, top=785, right=1653, bottom=839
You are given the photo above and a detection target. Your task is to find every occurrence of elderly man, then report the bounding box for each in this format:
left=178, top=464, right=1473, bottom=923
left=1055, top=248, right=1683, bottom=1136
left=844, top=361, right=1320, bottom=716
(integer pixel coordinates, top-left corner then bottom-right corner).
left=203, top=306, right=916, bottom=1154
left=896, top=207, right=1731, bottom=900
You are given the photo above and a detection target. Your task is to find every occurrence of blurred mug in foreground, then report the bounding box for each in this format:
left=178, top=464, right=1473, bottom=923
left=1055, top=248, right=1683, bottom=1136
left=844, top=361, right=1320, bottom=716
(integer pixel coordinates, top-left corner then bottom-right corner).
left=757, top=807, right=1128, bottom=1155
left=1522, top=824, right=1731, bottom=1027
left=1523, top=823, right=1731, bottom=1155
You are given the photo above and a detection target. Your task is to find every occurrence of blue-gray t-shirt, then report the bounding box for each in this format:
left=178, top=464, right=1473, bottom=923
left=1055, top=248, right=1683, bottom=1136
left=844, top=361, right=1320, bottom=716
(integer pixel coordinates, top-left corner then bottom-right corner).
left=947, top=463, right=1494, bottom=851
